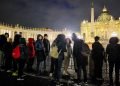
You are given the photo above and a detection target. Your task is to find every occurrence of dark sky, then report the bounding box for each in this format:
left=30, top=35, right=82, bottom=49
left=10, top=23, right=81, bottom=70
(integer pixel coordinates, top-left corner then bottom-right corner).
left=0, top=0, right=120, bottom=31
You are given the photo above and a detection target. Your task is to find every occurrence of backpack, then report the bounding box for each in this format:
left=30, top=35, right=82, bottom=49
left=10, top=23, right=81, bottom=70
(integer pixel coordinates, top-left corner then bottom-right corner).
left=12, top=46, right=21, bottom=60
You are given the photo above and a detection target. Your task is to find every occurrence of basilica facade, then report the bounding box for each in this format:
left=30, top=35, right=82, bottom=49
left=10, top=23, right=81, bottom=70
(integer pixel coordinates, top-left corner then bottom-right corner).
left=81, top=6, right=120, bottom=45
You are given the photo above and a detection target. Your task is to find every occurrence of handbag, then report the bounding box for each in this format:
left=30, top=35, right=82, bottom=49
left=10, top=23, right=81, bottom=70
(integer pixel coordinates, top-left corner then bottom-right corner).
left=50, top=45, right=61, bottom=59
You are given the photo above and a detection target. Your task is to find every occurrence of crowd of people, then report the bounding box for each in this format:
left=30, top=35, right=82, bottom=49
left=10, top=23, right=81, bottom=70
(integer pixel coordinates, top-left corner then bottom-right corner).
left=0, top=32, right=119, bottom=86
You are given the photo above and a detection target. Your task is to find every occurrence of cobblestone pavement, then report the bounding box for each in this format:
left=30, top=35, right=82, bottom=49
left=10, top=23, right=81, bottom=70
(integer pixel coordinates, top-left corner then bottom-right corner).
left=0, top=57, right=119, bottom=86
left=0, top=70, right=110, bottom=86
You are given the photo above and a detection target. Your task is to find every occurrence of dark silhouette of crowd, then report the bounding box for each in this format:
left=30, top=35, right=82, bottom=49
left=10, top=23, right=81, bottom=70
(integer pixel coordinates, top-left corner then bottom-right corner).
left=0, top=32, right=119, bottom=86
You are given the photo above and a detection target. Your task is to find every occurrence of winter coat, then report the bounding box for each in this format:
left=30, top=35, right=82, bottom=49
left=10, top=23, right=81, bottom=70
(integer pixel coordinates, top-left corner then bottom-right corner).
left=56, top=34, right=67, bottom=53
left=0, top=35, right=7, bottom=52
left=91, top=41, right=104, bottom=61
left=43, top=38, right=50, bottom=54
left=4, top=42, right=13, bottom=56
left=19, top=44, right=28, bottom=60
left=19, top=38, right=28, bottom=60
left=106, top=44, right=120, bottom=62
left=73, top=38, right=83, bottom=58
left=35, top=39, right=45, bottom=61
left=35, top=39, right=44, bottom=51
left=27, top=38, right=35, bottom=58
left=73, top=38, right=83, bottom=68
left=81, top=43, right=90, bottom=65
left=13, top=34, right=21, bottom=48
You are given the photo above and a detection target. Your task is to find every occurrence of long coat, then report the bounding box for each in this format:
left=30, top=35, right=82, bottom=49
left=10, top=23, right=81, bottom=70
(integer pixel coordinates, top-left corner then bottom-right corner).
left=106, top=44, right=120, bottom=63
left=91, top=41, right=104, bottom=62
left=73, top=38, right=83, bottom=69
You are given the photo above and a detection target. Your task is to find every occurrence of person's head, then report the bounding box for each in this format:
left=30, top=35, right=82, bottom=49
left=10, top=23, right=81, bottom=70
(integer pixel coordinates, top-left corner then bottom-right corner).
left=0, top=34, right=7, bottom=43
left=94, top=36, right=100, bottom=42
left=57, top=34, right=65, bottom=41
left=19, top=32, right=22, bottom=36
left=9, top=38, right=12, bottom=43
left=109, top=37, right=119, bottom=44
left=14, top=31, right=17, bottom=35
left=37, top=34, right=43, bottom=40
left=66, top=38, right=71, bottom=44
left=14, top=34, right=21, bottom=43
left=5, top=33, right=9, bottom=38
left=44, top=34, right=48, bottom=39
left=28, top=38, right=34, bottom=43
left=72, top=33, right=77, bottom=41
left=19, top=38, right=26, bottom=45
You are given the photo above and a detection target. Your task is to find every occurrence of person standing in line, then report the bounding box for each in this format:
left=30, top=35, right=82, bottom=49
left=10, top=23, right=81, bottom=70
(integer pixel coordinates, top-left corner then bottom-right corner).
left=4, top=38, right=13, bottom=72
left=54, top=34, right=67, bottom=85
left=12, top=34, right=21, bottom=76
left=26, top=38, right=35, bottom=73
left=106, top=37, right=120, bottom=86
left=4, top=33, right=9, bottom=41
left=43, top=34, right=50, bottom=72
left=81, top=40, right=90, bottom=84
left=72, top=33, right=83, bottom=85
left=4, top=33, right=11, bottom=72
left=63, top=38, right=72, bottom=75
left=0, top=34, right=7, bottom=70
left=17, top=38, right=28, bottom=80
left=49, top=40, right=57, bottom=77
left=35, top=34, right=45, bottom=75
left=91, top=36, right=106, bottom=81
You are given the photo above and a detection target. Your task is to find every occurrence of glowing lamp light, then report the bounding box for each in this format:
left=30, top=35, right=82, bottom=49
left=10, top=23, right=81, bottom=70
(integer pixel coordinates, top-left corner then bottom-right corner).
left=66, top=33, right=83, bottom=40
left=66, top=34, right=71, bottom=38
left=66, top=33, right=72, bottom=39
left=78, top=35, right=83, bottom=39
left=111, top=32, right=118, bottom=37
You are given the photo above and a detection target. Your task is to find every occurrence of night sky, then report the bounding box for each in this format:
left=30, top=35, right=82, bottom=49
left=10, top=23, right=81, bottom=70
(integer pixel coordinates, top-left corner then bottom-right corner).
left=0, top=0, right=120, bottom=31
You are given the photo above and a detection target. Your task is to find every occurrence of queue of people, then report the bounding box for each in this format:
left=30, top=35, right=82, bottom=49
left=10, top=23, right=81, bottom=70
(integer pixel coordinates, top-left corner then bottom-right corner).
left=0, top=32, right=119, bottom=86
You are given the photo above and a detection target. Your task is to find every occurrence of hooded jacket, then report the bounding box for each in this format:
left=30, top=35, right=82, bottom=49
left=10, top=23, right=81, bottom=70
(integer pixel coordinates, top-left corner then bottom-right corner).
left=56, top=34, right=67, bottom=53
left=27, top=38, right=35, bottom=58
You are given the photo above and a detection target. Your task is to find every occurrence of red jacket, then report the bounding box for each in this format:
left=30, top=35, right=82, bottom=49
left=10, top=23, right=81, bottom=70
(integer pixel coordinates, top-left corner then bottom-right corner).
left=27, top=38, right=35, bottom=58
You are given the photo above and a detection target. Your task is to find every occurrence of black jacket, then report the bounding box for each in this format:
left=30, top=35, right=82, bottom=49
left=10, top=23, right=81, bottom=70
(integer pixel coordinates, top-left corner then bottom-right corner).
left=0, top=35, right=7, bottom=52
left=4, top=42, right=13, bottom=56
left=56, top=34, right=66, bottom=53
left=43, top=39, right=50, bottom=53
left=106, top=44, right=120, bottom=62
left=73, top=38, right=83, bottom=66
left=19, top=44, right=28, bottom=60
left=13, top=34, right=21, bottom=48
left=73, top=38, right=83, bottom=57
left=92, top=41, right=104, bottom=61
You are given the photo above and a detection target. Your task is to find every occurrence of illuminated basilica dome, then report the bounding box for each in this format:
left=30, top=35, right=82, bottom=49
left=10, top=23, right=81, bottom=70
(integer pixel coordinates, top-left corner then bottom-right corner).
left=81, top=5, right=120, bottom=43
left=97, top=6, right=114, bottom=22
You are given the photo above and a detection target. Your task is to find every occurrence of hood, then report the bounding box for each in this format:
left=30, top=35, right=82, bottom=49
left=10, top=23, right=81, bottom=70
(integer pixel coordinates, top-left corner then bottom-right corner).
left=28, top=38, right=34, bottom=43
left=72, top=33, right=77, bottom=41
